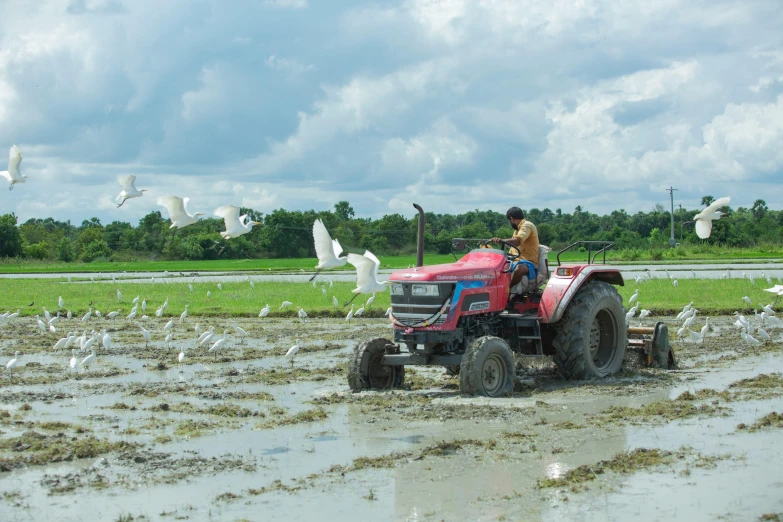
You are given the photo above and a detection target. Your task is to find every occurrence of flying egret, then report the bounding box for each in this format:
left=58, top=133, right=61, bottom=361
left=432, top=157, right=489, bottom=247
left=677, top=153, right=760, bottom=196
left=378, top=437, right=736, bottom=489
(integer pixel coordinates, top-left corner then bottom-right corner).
left=157, top=196, right=205, bottom=229
left=286, top=339, right=301, bottom=368
left=0, top=145, right=25, bottom=190
left=309, top=219, right=348, bottom=281
left=115, top=175, right=147, bottom=208
left=345, top=250, right=387, bottom=306
left=58, top=296, right=64, bottom=309
left=214, top=206, right=261, bottom=239
left=258, top=304, right=271, bottom=318
left=628, top=289, right=639, bottom=305
left=180, top=305, right=189, bottom=322
left=693, top=196, right=730, bottom=239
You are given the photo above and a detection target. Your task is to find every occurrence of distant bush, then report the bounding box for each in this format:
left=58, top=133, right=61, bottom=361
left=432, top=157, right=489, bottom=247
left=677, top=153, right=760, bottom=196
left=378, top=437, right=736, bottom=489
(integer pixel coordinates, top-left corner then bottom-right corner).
left=80, top=240, right=112, bottom=263
left=24, top=241, right=49, bottom=260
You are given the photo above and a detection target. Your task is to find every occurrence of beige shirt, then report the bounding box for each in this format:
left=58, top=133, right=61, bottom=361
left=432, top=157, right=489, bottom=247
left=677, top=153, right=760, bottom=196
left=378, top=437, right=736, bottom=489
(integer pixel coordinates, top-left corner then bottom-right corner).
left=512, top=219, right=539, bottom=261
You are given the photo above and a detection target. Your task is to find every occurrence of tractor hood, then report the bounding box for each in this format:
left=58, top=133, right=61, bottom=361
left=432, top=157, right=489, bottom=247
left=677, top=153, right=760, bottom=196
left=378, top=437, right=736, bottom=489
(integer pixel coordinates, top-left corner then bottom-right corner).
left=389, top=248, right=506, bottom=283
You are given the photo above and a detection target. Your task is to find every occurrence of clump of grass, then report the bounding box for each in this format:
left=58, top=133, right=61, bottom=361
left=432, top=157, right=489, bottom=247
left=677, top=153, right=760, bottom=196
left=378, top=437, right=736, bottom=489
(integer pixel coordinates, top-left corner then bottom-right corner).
left=0, top=431, right=138, bottom=471
left=552, top=421, right=583, bottom=430
left=600, top=399, right=728, bottom=424
left=737, top=412, right=783, bottom=432
left=173, top=420, right=223, bottom=438
left=537, top=448, right=674, bottom=491
left=255, top=408, right=327, bottom=429
left=729, top=374, right=783, bottom=390
left=106, top=402, right=136, bottom=410
left=214, top=492, right=241, bottom=502
left=37, top=421, right=73, bottom=431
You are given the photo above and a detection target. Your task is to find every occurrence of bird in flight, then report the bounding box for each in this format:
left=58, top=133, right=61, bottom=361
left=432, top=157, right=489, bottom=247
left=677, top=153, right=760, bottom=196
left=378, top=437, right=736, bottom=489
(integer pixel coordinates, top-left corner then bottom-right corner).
left=0, top=145, right=26, bottom=190
left=310, top=219, right=347, bottom=281
left=693, top=197, right=730, bottom=239
left=116, top=175, right=147, bottom=208
left=157, top=196, right=205, bottom=229
left=214, top=206, right=261, bottom=239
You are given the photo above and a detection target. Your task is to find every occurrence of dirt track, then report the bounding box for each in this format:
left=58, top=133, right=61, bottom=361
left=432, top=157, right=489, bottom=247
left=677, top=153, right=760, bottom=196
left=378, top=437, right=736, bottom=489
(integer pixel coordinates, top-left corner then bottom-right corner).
left=1, top=314, right=782, bottom=521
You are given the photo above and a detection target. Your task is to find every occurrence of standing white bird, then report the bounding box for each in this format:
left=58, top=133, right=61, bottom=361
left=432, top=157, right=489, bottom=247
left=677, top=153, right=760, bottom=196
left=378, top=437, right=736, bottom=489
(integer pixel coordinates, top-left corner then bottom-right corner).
left=355, top=306, right=365, bottom=317
left=115, top=175, right=147, bottom=208
left=6, top=351, right=20, bottom=374
left=279, top=301, right=292, bottom=310
left=345, top=305, right=355, bottom=322
left=214, top=206, right=261, bottom=239
left=82, top=308, right=92, bottom=322
left=132, top=296, right=140, bottom=304
left=142, top=299, right=147, bottom=312
left=250, top=281, right=255, bottom=289
left=208, top=330, right=229, bottom=357
left=309, top=219, right=348, bottom=281
left=107, top=309, right=121, bottom=319
left=164, top=319, right=174, bottom=332
left=80, top=349, right=96, bottom=369
left=117, top=289, right=122, bottom=302
left=346, top=250, right=387, bottom=305
left=217, top=283, right=222, bottom=291
left=672, top=279, right=679, bottom=287
left=233, top=324, right=248, bottom=343
left=693, top=196, right=730, bottom=239
left=157, top=196, right=205, bottom=229
left=625, top=304, right=639, bottom=323
left=155, top=306, right=164, bottom=318
left=385, top=306, right=392, bottom=317
left=178, top=346, right=186, bottom=369
left=286, top=339, right=301, bottom=368
left=188, top=284, right=194, bottom=293
left=332, top=296, right=339, bottom=308
left=102, top=329, right=112, bottom=351
left=206, top=291, right=212, bottom=299
left=298, top=308, right=308, bottom=323
left=164, top=332, right=173, bottom=351
left=53, top=335, right=69, bottom=352
left=628, top=289, right=639, bottom=305
left=700, top=318, right=710, bottom=339
left=742, top=296, right=752, bottom=306
left=66, top=310, right=72, bottom=320
left=180, top=305, right=189, bottom=322
left=36, top=315, right=46, bottom=333
left=135, top=322, right=151, bottom=347
left=58, top=296, right=64, bottom=309
left=69, top=349, right=78, bottom=371
left=198, top=326, right=215, bottom=346
left=365, top=293, right=376, bottom=308
left=258, top=304, right=271, bottom=318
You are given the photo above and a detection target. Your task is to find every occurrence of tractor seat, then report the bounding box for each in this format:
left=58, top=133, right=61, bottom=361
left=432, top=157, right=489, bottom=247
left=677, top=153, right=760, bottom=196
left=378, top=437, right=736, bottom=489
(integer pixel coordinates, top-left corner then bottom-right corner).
left=509, top=244, right=551, bottom=296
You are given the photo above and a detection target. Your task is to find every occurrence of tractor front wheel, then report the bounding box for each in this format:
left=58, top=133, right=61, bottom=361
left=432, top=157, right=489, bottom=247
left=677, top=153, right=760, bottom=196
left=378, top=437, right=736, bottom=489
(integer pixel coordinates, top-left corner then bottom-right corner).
left=348, top=338, right=405, bottom=392
left=552, top=281, right=626, bottom=379
left=459, top=336, right=514, bottom=397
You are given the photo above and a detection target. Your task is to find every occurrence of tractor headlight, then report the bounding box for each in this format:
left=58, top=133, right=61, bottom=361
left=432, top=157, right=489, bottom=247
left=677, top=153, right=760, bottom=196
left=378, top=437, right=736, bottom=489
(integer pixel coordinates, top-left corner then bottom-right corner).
left=390, top=284, right=404, bottom=296
left=411, top=284, right=439, bottom=297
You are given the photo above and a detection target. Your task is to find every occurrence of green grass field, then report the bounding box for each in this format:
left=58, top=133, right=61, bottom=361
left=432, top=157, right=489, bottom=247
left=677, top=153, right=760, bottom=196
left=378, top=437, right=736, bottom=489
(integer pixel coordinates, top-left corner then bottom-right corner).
left=0, top=276, right=777, bottom=319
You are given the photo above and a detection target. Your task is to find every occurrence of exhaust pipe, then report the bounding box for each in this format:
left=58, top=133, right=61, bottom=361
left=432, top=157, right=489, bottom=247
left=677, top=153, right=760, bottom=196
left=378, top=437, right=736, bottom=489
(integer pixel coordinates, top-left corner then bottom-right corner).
left=413, top=203, right=424, bottom=267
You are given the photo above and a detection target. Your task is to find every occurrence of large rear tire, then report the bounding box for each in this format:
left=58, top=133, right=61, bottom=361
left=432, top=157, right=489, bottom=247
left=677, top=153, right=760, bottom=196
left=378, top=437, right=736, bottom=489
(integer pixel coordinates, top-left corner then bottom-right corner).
left=459, top=336, right=514, bottom=397
left=348, top=338, right=405, bottom=392
left=552, top=281, right=626, bottom=379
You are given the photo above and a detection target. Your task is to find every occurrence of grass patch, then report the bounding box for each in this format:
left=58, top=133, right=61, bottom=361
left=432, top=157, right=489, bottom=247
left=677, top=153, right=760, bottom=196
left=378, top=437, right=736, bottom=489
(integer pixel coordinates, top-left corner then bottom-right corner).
left=599, top=399, right=729, bottom=424
left=255, top=408, right=328, bottom=429
left=737, top=412, right=783, bottom=432
left=0, top=431, right=138, bottom=471
left=537, top=448, right=675, bottom=491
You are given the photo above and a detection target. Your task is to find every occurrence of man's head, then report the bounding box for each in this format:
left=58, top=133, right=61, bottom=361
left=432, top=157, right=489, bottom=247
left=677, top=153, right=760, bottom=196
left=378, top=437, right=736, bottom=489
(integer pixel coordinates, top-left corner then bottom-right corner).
left=505, top=207, right=524, bottom=230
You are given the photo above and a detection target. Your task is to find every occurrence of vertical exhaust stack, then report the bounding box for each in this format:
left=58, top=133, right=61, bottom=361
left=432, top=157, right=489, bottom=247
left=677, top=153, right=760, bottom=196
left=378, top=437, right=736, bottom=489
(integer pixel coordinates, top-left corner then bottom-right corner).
left=413, top=203, right=424, bottom=267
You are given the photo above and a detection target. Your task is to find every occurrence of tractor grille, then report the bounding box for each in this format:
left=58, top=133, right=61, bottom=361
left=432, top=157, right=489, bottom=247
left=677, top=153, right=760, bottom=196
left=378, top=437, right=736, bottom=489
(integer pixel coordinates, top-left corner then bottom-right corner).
left=390, top=282, right=454, bottom=325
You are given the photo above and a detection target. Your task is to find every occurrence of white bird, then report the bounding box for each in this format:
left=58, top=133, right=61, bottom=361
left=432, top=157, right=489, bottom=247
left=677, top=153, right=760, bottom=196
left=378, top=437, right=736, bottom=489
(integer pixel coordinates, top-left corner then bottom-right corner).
left=82, top=308, right=92, bottom=322
left=142, top=299, right=147, bottom=312
left=385, top=306, right=392, bottom=317
left=628, top=289, right=639, bottom=305
left=69, top=349, right=78, bottom=371
left=217, top=283, right=223, bottom=291
left=365, top=293, right=376, bottom=308
left=7, top=309, right=20, bottom=321
left=0, top=145, right=26, bottom=190
left=43, top=307, right=51, bottom=322
left=162, top=297, right=169, bottom=311
left=102, top=330, right=112, bottom=351
left=6, top=351, right=20, bottom=373
left=206, top=291, right=211, bottom=299
left=157, top=196, right=205, bottom=229
left=355, top=306, right=365, bottom=317
left=107, top=310, right=120, bottom=319
left=638, top=309, right=650, bottom=320
left=94, top=310, right=102, bottom=319
left=178, top=346, right=186, bottom=369
left=625, top=304, right=639, bottom=322
left=756, top=328, right=771, bottom=342
left=115, top=175, right=147, bottom=208
left=58, top=296, right=64, bottom=309
left=686, top=328, right=702, bottom=343
left=36, top=315, right=46, bottom=333
left=208, top=330, right=229, bottom=356
left=180, top=305, right=189, bottom=322
left=298, top=308, right=308, bottom=323
left=762, top=304, right=776, bottom=316
left=672, top=279, right=679, bottom=287
left=126, top=308, right=137, bottom=321
left=198, top=326, right=215, bottom=346
left=155, top=306, right=164, bottom=318
left=66, top=310, right=71, bottom=320
left=188, top=284, right=194, bottom=293
left=117, top=289, right=122, bottom=302
left=135, top=322, right=151, bottom=346
left=310, top=219, right=348, bottom=281
left=53, top=335, right=69, bottom=352
left=233, top=324, right=248, bottom=343
left=164, top=332, right=173, bottom=350
left=164, top=319, right=174, bottom=331
left=132, top=296, right=140, bottom=304
left=80, top=349, right=96, bottom=369
left=683, top=311, right=698, bottom=329
left=258, top=304, right=271, bottom=318
left=346, top=250, right=387, bottom=305
left=345, top=305, right=355, bottom=322
left=742, top=296, right=751, bottom=306
left=286, top=339, right=301, bottom=368
left=700, top=318, right=710, bottom=339
left=693, top=196, right=730, bottom=239
left=741, top=332, right=761, bottom=346
left=214, top=206, right=261, bottom=239
left=279, top=301, right=292, bottom=310
left=764, top=285, right=783, bottom=296
left=332, top=296, right=339, bottom=308
left=250, top=281, right=255, bottom=289
left=49, top=324, right=56, bottom=333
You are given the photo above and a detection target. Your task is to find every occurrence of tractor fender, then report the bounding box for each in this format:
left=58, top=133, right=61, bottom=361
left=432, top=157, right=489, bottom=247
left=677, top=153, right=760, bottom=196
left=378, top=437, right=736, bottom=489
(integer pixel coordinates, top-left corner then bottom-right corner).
left=539, top=265, right=625, bottom=323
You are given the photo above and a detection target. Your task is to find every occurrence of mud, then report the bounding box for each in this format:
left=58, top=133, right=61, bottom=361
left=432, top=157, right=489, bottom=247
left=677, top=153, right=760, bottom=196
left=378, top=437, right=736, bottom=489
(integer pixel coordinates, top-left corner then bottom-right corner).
left=0, top=314, right=782, bottom=521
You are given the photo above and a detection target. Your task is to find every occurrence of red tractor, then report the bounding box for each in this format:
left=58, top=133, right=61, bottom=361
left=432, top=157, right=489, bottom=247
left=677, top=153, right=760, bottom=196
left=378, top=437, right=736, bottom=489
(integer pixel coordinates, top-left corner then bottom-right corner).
left=348, top=208, right=672, bottom=397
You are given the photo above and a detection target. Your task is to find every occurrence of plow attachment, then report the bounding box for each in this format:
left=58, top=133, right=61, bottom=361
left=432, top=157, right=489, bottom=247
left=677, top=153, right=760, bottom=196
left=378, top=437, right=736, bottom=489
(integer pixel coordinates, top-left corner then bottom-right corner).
left=627, top=322, right=676, bottom=369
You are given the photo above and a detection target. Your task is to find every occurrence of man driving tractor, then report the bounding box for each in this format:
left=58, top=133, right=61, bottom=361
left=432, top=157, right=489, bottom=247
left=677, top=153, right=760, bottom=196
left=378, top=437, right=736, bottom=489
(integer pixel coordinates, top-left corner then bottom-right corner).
left=491, top=207, right=539, bottom=288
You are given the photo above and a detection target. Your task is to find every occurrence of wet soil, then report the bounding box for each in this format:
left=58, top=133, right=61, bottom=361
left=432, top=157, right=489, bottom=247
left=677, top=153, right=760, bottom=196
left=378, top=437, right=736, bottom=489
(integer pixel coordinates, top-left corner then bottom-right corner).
left=0, top=314, right=782, bottom=521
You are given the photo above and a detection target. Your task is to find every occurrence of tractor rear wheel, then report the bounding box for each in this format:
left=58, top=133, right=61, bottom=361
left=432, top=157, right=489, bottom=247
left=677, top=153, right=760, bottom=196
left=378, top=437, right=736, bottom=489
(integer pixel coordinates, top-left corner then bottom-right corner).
left=552, top=281, right=626, bottom=379
left=348, top=338, right=405, bottom=392
left=459, top=336, right=514, bottom=397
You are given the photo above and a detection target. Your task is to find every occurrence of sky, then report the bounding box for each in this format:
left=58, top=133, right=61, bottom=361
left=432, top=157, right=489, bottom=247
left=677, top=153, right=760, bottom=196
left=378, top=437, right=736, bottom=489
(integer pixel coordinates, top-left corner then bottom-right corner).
left=0, top=0, right=781, bottom=226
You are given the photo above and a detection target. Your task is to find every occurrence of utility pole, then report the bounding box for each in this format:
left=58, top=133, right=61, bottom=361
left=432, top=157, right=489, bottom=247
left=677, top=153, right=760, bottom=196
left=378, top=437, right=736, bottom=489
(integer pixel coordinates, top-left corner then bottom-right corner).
left=666, top=186, right=678, bottom=247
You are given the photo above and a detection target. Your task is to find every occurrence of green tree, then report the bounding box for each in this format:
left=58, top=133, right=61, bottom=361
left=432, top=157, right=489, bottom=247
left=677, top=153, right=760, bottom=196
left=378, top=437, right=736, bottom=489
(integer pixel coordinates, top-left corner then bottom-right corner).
left=334, top=201, right=355, bottom=221
left=57, top=237, right=75, bottom=262
left=24, top=241, right=49, bottom=260
left=80, top=240, right=112, bottom=262
left=0, top=214, right=23, bottom=257
left=700, top=195, right=714, bottom=207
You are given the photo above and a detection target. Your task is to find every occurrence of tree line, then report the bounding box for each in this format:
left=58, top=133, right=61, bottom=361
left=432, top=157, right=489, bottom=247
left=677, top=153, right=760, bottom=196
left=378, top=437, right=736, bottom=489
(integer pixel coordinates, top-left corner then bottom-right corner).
left=0, top=198, right=780, bottom=263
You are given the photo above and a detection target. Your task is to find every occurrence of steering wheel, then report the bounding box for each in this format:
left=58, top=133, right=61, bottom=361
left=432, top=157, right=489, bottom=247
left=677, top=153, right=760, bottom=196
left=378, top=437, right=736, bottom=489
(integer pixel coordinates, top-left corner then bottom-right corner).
left=487, top=239, right=521, bottom=262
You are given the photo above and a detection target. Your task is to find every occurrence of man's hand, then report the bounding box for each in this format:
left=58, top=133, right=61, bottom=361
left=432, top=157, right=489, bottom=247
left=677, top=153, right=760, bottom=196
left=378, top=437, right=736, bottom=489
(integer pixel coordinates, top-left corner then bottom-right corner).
left=490, top=237, right=503, bottom=244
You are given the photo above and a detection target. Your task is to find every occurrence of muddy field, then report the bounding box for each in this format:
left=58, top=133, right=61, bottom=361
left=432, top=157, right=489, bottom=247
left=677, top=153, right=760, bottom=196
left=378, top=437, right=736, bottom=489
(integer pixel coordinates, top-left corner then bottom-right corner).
left=1, top=313, right=782, bottom=521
